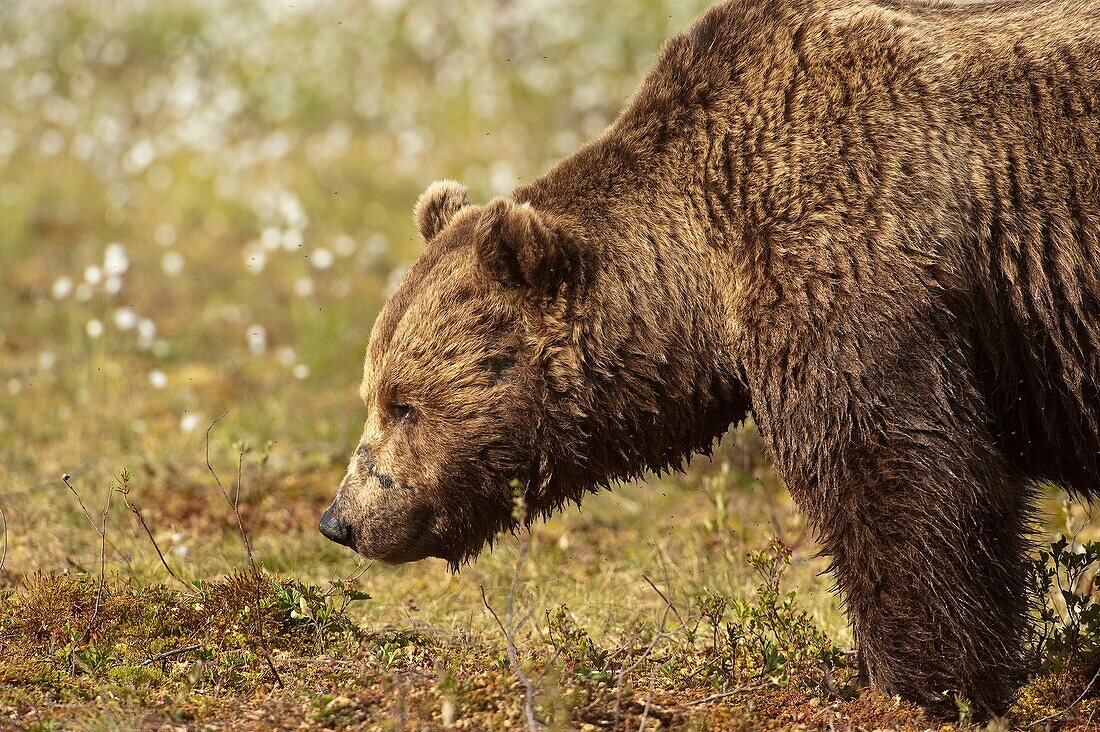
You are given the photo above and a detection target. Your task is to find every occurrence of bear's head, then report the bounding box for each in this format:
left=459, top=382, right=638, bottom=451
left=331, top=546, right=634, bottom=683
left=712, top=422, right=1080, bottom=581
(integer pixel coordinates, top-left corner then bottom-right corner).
left=320, top=179, right=747, bottom=567
left=319, top=180, right=599, bottom=567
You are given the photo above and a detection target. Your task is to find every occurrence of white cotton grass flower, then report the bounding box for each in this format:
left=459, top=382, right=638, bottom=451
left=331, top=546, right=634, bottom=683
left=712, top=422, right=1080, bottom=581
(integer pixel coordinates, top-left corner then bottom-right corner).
left=490, top=160, right=516, bottom=194
left=292, top=363, right=310, bottom=380
left=104, top=243, right=129, bottom=275
left=310, top=247, right=334, bottom=270
left=75, top=283, right=93, bottom=302
left=84, top=265, right=103, bottom=285
left=0, top=129, right=14, bottom=158
left=246, top=325, right=267, bottom=356
left=263, top=131, right=291, bottom=160
left=103, top=276, right=122, bottom=296
left=51, top=276, right=73, bottom=300
left=39, top=129, right=63, bottom=156
left=244, top=247, right=267, bottom=274
left=161, top=251, right=184, bottom=276
left=86, top=318, right=104, bottom=339
left=276, top=346, right=297, bottom=367
left=293, top=276, right=314, bottom=298
left=72, top=133, right=95, bottom=161
left=125, top=139, right=155, bottom=173
left=113, top=307, right=137, bottom=331
left=180, top=413, right=201, bottom=433
left=365, top=233, right=388, bottom=258
left=155, top=223, right=177, bottom=247
left=334, top=235, right=356, bottom=257
left=137, top=319, right=156, bottom=349
left=281, top=228, right=303, bottom=251
left=278, top=190, right=307, bottom=229
left=261, top=227, right=281, bottom=251
left=148, top=370, right=167, bottom=389
left=386, top=266, right=407, bottom=295
left=38, top=351, right=56, bottom=371
left=7, top=378, right=21, bottom=396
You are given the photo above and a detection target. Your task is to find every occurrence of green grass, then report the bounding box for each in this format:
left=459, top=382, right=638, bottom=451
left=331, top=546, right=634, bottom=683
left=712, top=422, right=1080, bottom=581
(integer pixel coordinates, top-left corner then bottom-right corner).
left=2, top=1, right=1099, bottom=729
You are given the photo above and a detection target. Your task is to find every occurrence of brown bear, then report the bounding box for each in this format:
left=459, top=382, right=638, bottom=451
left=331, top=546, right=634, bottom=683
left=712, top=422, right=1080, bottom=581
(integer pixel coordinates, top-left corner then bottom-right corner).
left=320, top=0, right=1100, bottom=715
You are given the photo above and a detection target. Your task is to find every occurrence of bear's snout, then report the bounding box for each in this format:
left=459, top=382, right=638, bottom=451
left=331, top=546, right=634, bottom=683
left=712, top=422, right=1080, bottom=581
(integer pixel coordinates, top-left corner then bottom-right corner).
left=319, top=502, right=355, bottom=549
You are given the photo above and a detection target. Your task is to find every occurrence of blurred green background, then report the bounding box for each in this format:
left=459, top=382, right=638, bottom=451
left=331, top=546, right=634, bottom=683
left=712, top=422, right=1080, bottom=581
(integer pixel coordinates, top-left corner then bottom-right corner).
left=4, top=0, right=845, bottom=598
left=0, top=0, right=709, bottom=463
left=1, top=0, right=1091, bottom=627
left=3, top=2, right=1099, bottom=728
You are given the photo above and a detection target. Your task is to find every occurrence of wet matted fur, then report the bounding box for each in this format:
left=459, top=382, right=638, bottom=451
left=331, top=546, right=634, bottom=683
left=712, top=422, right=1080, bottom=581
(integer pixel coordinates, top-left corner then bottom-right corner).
left=322, top=0, right=1100, bottom=715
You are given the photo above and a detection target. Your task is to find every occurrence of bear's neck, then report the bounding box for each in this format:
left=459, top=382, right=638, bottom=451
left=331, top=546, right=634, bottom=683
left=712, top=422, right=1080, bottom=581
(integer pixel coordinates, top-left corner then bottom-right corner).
left=512, top=122, right=749, bottom=508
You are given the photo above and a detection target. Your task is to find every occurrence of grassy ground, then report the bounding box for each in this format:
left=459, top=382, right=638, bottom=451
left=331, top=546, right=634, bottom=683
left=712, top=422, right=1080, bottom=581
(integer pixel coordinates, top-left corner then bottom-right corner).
left=2, top=1, right=1100, bottom=729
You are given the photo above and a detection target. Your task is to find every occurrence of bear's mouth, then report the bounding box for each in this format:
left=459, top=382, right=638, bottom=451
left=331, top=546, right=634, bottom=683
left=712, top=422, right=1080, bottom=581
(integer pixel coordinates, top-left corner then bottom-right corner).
left=367, top=533, right=437, bottom=564
left=360, top=504, right=441, bottom=564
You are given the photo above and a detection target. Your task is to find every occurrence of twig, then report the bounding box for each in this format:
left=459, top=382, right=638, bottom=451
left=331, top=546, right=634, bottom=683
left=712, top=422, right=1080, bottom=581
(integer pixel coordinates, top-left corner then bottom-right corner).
left=1030, top=663, right=1100, bottom=727
left=62, top=472, right=128, bottom=565
left=205, top=415, right=283, bottom=689
left=0, top=502, right=7, bottom=574
left=92, top=479, right=116, bottom=622
left=323, top=560, right=374, bottom=600
left=641, top=574, right=685, bottom=628
left=638, top=675, right=656, bottom=731
left=206, top=418, right=257, bottom=569
left=205, top=413, right=233, bottom=515
left=341, top=560, right=372, bottom=585
left=686, top=682, right=769, bottom=706
left=482, top=585, right=540, bottom=731
left=62, top=473, right=99, bottom=531
left=614, top=573, right=677, bottom=724
left=138, top=644, right=203, bottom=667
left=124, top=498, right=197, bottom=596
left=481, top=543, right=541, bottom=731
left=274, top=656, right=356, bottom=666
left=234, top=450, right=244, bottom=509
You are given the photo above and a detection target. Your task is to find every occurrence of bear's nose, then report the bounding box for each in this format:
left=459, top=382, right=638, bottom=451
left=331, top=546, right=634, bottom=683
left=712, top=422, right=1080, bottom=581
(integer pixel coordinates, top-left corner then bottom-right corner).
left=319, top=505, right=355, bottom=548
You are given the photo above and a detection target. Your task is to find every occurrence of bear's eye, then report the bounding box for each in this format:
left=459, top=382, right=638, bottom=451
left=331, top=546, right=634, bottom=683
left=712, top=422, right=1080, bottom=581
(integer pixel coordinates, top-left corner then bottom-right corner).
left=483, top=350, right=517, bottom=381
left=388, top=403, right=415, bottom=425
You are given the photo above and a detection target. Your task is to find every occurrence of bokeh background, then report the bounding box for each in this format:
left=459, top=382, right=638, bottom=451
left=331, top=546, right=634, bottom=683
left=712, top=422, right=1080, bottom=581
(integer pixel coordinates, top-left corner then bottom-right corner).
left=3, top=0, right=838, bottom=611
left=1, top=2, right=1095, bottom=727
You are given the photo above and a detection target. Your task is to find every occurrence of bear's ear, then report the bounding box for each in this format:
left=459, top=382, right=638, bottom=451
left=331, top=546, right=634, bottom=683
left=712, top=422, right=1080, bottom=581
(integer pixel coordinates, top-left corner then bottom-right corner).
left=414, top=180, right=470, bottom=242
left=475, top=197, right=591, bottom=297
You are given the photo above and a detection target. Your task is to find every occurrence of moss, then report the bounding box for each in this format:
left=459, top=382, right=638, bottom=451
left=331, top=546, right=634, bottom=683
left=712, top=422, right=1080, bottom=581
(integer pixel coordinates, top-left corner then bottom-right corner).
left=0, top=571, right=364, bottom=711
left=106, top=664, right=165, bottom=687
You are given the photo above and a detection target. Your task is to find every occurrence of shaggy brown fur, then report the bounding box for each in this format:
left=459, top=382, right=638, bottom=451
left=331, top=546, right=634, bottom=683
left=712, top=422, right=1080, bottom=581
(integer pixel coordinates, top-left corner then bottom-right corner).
left=321, top=0, right=1100, bottom=715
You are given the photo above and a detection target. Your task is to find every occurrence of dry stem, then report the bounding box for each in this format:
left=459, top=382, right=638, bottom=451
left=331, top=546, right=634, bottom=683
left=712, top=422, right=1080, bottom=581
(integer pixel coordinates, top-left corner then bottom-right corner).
left=481, top=541, right=541, bottom=731
left=124, top=497, right=197, bottom=597
left=0, top=502, right=7, bottom=574
left=205, top=414, right=284, bottom=688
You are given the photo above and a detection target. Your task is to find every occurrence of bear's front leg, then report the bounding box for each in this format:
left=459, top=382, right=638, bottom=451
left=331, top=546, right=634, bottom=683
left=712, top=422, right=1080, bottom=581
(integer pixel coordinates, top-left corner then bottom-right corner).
left=821, top=455, right=1029, bottom=715
left=755, top=367, right=1031, bottom=715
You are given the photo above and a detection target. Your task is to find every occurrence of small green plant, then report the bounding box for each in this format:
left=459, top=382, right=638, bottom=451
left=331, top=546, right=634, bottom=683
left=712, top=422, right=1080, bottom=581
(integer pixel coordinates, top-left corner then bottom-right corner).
left=733, top=540, right=845, bottom=686
left=510, top=477, right=528, bottom=524
left=955, top=693, right=973, bottom=726
left=272, top=580, right=370, bottom=640
left=702, top=474, right=733, bottom=535
left=545, top=605, right=613, bottom=683
left=1028, top=535, right=1100, bottom=669
left=368, top=631, right=420, bottom=669
left=690, top=587, right=740, bottom=681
